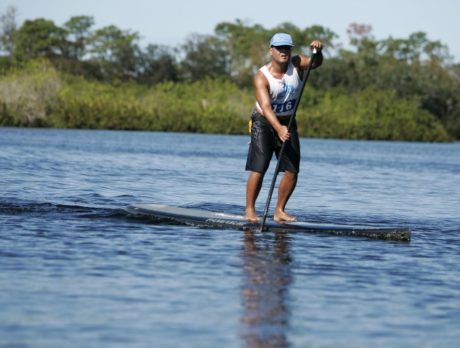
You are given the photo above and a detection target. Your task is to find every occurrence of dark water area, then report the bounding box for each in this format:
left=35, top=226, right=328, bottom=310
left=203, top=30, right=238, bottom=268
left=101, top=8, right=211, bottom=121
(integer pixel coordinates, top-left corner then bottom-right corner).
left=1, top=128, right=459, bottom=347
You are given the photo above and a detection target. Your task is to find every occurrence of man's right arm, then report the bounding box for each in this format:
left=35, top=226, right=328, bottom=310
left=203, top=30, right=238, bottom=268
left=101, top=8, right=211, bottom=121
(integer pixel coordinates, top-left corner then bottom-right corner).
left=254, top=72, right=290, bottom=143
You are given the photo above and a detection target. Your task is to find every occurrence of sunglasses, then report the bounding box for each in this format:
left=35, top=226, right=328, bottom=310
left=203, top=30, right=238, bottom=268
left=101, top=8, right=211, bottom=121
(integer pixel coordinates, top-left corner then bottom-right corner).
left=271, top=45, right=292, bottom=51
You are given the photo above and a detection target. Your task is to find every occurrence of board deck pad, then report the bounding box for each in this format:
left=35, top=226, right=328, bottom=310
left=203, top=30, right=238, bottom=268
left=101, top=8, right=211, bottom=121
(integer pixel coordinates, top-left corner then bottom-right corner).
left=126, top=204, right=411, bottom=241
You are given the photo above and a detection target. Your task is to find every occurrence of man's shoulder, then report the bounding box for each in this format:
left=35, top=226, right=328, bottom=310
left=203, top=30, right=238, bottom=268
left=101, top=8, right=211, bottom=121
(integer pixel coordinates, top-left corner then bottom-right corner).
left=254, top=69, right=269, bottom=87
left=254, top=66, right=268, bottom=79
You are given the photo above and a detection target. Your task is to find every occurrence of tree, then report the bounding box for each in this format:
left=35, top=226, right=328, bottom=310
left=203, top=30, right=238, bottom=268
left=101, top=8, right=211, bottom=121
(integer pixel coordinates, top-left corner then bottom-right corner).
left=137, top=44, right=178, bottom=84
left=63, top=15, right=95, bottom=59
left=14, top=18, right=68, bottom=61
left=0, top=5, right=17, bottom=56
left=180, top=34, right=230, bottom=81
left=380, top=32, right=451, bottom=64
left=87, top=25, right=141, bottom=81
left=300, top=25, right=339, bottom=55
left=215, top=19, right=267, bottom=86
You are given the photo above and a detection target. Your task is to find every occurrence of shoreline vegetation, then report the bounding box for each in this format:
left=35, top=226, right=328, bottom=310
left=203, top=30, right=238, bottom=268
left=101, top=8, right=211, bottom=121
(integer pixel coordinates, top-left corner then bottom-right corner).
left=0, top=9, right=458, bottom=142
left=0, top=60, right=452, bottom=142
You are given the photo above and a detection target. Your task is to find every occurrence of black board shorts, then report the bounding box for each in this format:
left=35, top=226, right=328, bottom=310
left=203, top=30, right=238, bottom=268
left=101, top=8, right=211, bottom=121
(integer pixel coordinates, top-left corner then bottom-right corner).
left=245, top=111, right=300, bottom=174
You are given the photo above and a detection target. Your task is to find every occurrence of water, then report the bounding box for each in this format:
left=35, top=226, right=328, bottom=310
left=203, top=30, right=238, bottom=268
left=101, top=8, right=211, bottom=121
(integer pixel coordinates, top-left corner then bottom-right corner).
left=0, top=127, right=459, bottom=348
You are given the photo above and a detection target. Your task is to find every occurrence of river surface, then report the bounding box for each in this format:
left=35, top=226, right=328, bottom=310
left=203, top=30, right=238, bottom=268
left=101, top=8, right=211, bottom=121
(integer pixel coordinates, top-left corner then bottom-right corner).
left=0, top=128, right=459, bottom=348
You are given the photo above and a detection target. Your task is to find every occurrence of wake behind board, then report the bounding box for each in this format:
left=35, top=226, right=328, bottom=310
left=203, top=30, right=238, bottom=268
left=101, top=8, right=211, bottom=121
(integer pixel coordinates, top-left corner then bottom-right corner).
left=127, top=204, right=411, bottom=241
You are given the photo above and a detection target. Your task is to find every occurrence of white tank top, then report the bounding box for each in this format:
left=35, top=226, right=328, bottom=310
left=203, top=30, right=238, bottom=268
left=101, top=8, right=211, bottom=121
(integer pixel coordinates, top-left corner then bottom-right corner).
left=255, top=60, right=302, bottom=117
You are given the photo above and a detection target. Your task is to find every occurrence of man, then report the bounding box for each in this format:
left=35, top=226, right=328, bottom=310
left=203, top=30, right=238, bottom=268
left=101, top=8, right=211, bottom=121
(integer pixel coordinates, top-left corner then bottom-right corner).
left=245, top=32, right=323, bottom=222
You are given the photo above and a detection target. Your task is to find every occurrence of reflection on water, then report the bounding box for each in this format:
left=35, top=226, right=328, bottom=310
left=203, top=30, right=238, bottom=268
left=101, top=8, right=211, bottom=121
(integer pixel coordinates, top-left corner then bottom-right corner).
left=240, top=230, right=292, bottom=348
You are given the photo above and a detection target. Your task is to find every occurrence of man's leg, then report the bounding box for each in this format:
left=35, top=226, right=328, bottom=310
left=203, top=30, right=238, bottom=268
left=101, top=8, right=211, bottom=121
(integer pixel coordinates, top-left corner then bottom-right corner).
left=245, top=171, right=264, bottom=222
left=274, top=170, right=297, bottom=222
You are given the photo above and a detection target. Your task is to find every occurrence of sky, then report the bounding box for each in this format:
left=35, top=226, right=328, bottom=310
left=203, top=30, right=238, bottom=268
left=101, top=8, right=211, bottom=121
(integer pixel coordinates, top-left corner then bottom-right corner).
left=2, top=0, right=459, bottom=62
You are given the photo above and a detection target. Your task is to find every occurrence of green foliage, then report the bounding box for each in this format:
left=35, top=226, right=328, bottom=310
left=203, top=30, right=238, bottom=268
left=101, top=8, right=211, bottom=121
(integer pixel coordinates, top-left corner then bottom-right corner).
left=180, top=34, right=230, bottom=81
left=54, top=76, right=253, bottom=133
left=137, top=44, right=178, bottom=84
left=0, top=59, right=452, bottom=142
left=0, top=59, right=62, bottom=126
left=14, top=19, right=68, bottom=61
left=87, top=25, right=141, bottom=81
left=297, top=88, right=452, bottom=142
left=314, top=23, right=459, bottom=138
left=0, top=6, right=17, bottom=56
left=215, top=20, right=269, bottom=86
left=63, top=15, right=95, bottom=59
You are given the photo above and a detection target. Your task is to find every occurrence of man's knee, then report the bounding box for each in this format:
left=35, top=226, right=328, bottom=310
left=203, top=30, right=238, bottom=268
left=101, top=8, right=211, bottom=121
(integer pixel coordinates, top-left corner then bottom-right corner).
left=284, top=170, right=298, bottom=180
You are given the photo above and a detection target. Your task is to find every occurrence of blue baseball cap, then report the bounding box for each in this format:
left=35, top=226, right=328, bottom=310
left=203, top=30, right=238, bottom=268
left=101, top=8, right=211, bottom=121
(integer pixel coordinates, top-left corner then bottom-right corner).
left=270, top=33, right=294, bottom=47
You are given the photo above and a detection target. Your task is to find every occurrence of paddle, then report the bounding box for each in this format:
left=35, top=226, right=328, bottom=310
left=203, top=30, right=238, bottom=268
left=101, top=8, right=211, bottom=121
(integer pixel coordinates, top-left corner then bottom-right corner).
left=259, top=48, right=318, bottom=232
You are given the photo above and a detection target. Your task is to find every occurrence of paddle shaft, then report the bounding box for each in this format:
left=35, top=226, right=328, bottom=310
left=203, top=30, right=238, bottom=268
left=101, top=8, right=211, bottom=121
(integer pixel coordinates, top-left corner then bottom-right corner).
left=259, top=49, right=317, bottom=232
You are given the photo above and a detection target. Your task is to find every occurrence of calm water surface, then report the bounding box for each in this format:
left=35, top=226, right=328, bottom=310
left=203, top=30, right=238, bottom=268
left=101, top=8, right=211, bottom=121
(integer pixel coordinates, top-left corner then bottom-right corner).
left=0, top=128, right=459, bottom=348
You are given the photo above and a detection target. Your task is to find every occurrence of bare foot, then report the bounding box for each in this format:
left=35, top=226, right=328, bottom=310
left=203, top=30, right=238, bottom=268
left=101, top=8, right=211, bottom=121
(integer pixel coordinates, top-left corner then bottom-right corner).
left=274, top=211, right=296, bottom=223
left=245, top=209, right=259, bottom=223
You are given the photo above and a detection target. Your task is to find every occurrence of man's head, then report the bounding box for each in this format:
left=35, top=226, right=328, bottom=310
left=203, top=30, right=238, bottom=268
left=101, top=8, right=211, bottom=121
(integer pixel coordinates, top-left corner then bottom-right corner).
left=269, top=33, right=294, bottom=61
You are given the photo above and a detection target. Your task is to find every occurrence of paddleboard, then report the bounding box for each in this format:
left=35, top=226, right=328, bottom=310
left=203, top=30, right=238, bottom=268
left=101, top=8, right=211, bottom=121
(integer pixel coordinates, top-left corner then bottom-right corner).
left=126, top=203, right=411, bottom=241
